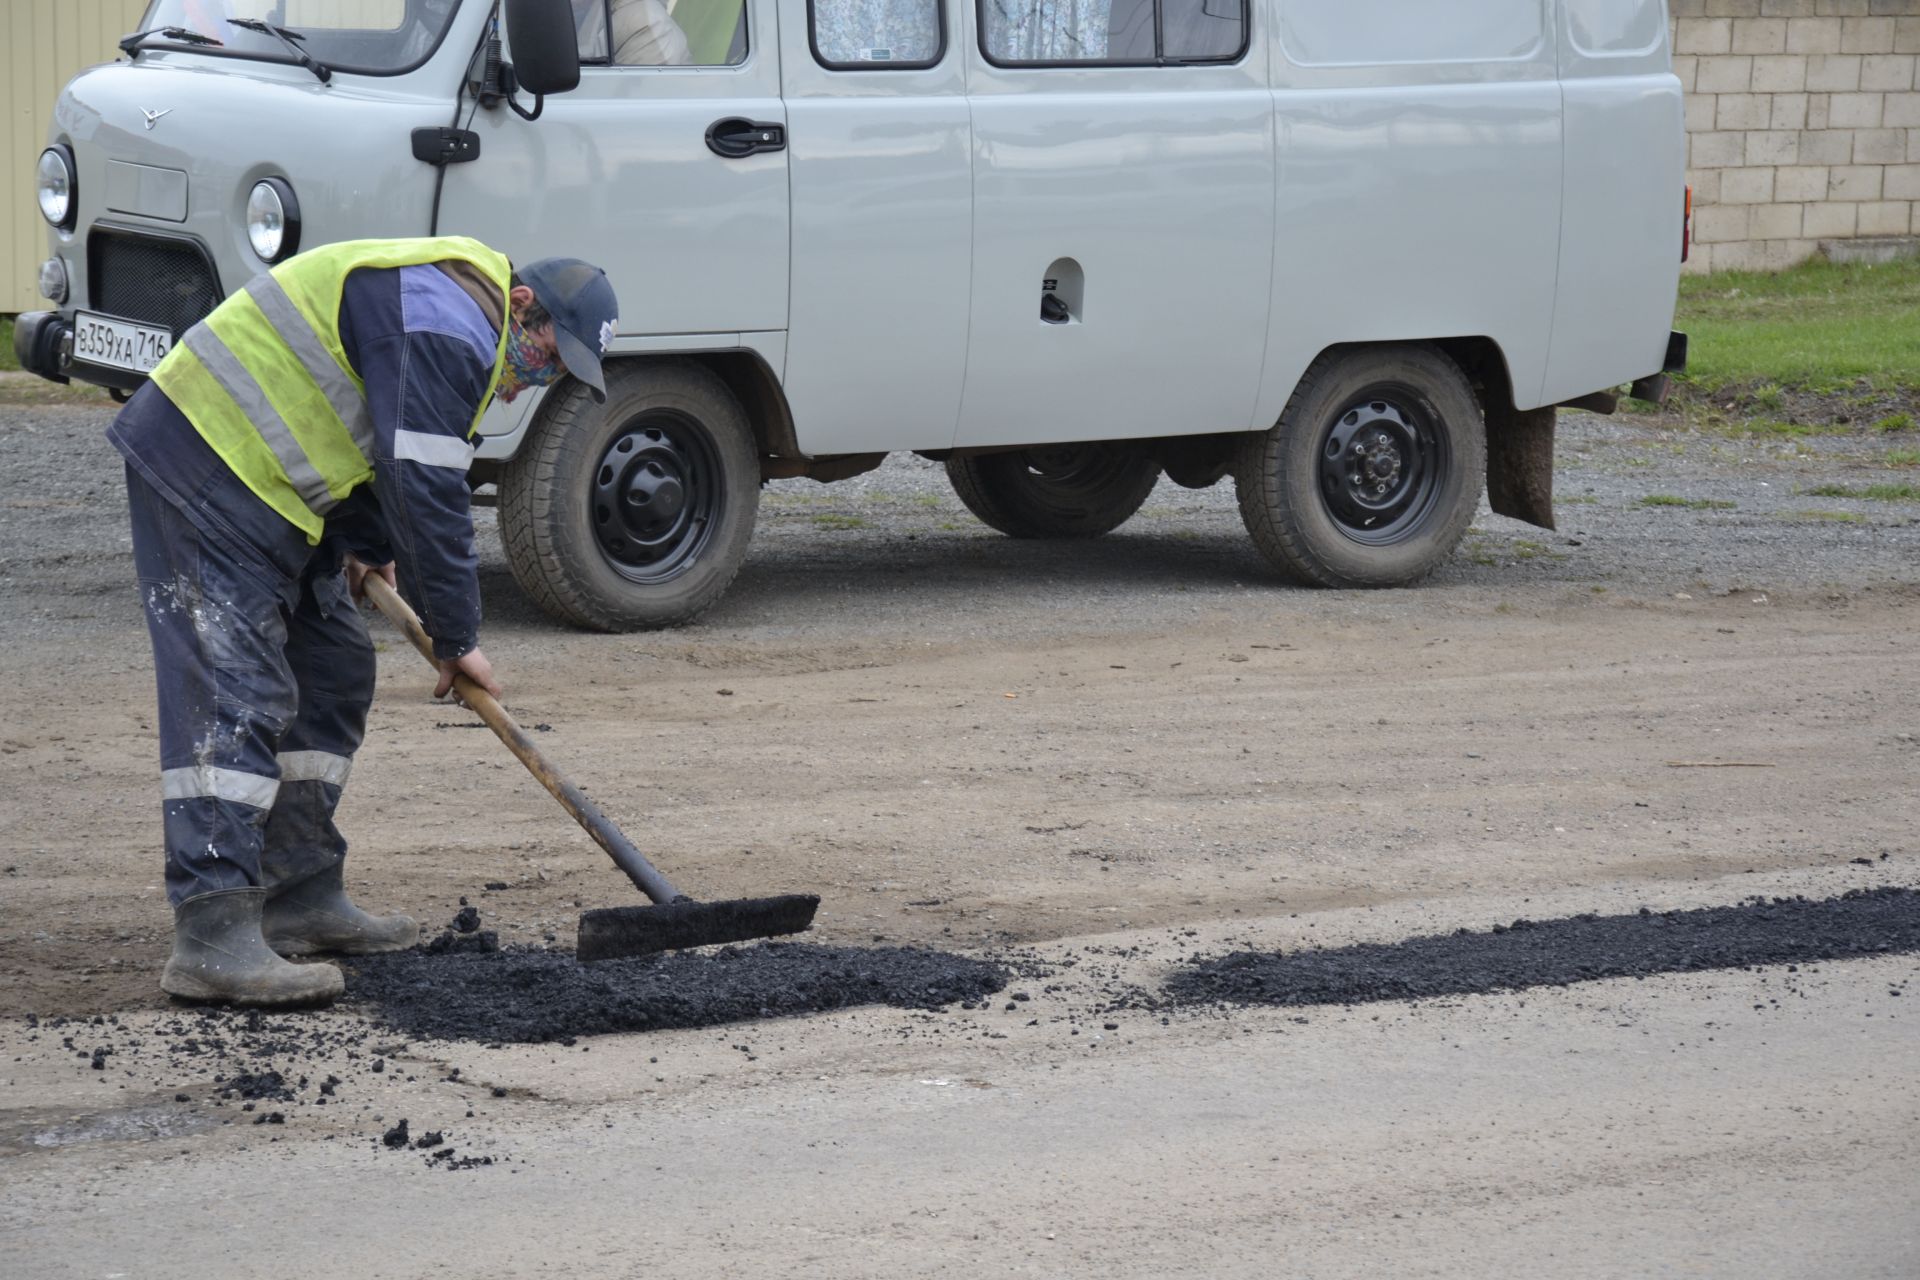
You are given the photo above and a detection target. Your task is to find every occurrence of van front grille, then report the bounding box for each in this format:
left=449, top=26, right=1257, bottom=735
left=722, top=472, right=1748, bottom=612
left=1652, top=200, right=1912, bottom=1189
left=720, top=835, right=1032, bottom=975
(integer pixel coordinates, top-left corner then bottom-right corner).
left=88, top=230, right=222, bottom=338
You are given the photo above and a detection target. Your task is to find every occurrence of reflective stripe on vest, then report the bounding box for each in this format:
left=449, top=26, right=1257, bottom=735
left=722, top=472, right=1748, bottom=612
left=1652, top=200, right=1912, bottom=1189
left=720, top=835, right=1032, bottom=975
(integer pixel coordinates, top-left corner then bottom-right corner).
left=151, top=237, right=511, bottom=543
left=243, top=273, right=377, bottom=461
left=180, top=323, right=339, bottom=516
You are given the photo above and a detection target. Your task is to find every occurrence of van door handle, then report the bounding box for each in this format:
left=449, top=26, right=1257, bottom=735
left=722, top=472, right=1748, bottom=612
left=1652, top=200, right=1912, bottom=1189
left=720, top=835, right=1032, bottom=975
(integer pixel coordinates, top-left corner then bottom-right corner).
left=706, top=118, right=785, bottom=158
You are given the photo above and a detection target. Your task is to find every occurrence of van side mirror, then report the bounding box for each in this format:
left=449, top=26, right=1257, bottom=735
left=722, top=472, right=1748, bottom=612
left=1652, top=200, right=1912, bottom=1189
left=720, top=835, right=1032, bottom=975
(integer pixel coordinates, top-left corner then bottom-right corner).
left=504, top=0, right=581, bottom=96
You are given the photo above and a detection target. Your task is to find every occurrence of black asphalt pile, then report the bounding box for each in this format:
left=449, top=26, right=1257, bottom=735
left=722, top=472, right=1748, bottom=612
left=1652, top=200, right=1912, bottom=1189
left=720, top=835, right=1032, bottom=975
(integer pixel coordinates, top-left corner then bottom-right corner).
left=421, top=900, right=500, bottom=955
left=1163, top=887, right=1920, bottom=1010
left=346, top=941, right=1009, bottom=1044
left=425, top=929, right=500, bottom=955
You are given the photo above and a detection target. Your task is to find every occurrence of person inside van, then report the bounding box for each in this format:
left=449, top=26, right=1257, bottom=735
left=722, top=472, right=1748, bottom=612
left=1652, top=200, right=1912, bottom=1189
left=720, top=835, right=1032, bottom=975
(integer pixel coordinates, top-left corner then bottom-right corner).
left=611, top=0, right=693, bottom=64
left=573, top=0, right=694, bottom=65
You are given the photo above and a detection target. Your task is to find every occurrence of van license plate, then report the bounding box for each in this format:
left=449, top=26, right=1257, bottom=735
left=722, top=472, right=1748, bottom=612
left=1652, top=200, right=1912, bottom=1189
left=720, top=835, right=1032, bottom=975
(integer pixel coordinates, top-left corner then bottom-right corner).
left=72, top=311, right=173, bottom=374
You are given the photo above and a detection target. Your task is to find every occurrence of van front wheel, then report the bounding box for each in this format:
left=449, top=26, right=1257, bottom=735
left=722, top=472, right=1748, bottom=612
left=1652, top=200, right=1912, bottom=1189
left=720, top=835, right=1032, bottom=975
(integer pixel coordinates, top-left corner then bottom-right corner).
left=945, top=444, right=1160, bottom=539
left=499, top=361, right=760, bottom=631
left=1234, top=345, right=1485, bottom=587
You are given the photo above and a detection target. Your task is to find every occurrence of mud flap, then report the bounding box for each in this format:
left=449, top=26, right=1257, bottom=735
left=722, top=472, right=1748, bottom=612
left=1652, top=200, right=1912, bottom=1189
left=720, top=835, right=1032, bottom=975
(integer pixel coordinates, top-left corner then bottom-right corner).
left=1485, top=404, right=1556, bottom=532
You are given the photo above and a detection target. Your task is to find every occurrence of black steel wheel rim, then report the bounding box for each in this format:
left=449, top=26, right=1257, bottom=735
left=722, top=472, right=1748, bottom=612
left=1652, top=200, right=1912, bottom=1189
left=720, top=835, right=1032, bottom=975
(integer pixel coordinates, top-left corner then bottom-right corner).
left=590, top=411, right=723, bottom=584
left=1315, top=387, right=1451, bottom=546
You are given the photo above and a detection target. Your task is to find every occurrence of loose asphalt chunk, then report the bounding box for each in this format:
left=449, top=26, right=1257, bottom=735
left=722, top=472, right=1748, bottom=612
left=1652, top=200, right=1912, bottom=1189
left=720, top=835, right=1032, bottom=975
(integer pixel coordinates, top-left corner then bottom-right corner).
left=346, top=942, right=1008, bottom=1044
left=1163, top=886, right=1920, bottom=1010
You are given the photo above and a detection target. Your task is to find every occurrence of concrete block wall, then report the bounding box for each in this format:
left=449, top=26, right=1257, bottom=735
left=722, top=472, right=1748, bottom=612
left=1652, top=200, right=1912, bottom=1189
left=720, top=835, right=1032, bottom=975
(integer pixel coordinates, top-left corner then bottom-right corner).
left=1673, top=0, right=1920, bottom=272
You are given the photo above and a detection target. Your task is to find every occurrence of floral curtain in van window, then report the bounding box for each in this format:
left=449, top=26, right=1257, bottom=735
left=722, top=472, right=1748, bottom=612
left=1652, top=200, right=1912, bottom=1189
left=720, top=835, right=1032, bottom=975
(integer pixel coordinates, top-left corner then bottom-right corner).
left=814, top=0, right=941, bottom=64
left=983, top=0, right=1115, bottom=62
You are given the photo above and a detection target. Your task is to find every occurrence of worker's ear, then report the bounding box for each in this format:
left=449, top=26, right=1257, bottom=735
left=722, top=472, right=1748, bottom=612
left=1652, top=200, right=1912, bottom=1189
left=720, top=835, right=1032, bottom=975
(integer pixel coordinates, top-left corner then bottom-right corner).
left=508, top=284, right=537, bottom=321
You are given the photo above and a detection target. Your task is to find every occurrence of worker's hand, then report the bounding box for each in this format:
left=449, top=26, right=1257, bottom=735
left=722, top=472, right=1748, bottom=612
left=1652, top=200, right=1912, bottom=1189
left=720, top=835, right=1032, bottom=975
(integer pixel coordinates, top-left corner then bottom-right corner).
left=435, top=647, right=503, bottom=704
left=345, top=555, right=397, bottom=603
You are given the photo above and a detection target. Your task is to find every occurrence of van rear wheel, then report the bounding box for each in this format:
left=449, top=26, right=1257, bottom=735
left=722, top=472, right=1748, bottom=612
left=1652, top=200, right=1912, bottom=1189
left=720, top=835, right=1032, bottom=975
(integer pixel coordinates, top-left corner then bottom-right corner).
left=499, top=361, right=760, bottom=631
left=1234, top=345, right=1485, bottom=587
left=945, top=444, right=1160, bottom=539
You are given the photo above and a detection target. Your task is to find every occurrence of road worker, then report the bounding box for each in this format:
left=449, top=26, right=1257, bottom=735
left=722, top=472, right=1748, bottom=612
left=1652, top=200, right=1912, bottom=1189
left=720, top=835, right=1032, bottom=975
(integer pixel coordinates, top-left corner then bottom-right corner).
left=109, top=237, right=618, bottom=1007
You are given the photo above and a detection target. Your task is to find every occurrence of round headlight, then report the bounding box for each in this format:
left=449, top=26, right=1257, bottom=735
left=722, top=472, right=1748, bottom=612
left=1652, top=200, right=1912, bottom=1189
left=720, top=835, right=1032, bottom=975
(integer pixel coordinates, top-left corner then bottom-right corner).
left=247, top=178, right=300, bottom=263
left=37, top=146, right=76, bottom=230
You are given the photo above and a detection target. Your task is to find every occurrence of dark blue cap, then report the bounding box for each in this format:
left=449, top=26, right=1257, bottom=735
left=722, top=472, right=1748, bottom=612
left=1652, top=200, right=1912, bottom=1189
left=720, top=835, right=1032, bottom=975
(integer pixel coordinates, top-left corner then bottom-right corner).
left=518, top=257, right=618, bottom=403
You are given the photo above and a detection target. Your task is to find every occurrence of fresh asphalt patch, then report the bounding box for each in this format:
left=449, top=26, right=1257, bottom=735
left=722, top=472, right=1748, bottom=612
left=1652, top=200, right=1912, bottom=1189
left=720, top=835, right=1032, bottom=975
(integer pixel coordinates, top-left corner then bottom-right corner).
left=1161, top=885, right=1920, bottom=1010
left=15, top=889, right=1914, bottom=1172
left=346, top=940, right=1010, bottom=1045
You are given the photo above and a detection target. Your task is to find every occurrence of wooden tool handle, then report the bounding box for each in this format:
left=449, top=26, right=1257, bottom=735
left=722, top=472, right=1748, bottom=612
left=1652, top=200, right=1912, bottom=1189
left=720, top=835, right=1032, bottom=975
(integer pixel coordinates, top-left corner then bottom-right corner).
left=361, top=574, right=684, bottom=906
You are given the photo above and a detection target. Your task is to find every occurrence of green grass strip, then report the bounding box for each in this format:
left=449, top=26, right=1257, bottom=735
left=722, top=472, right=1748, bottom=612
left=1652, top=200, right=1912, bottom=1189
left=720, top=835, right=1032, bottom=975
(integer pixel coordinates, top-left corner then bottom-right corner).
left=1675, top=256, right=1920, bottom=393
left=1803, top=482, right=1920, bottom=502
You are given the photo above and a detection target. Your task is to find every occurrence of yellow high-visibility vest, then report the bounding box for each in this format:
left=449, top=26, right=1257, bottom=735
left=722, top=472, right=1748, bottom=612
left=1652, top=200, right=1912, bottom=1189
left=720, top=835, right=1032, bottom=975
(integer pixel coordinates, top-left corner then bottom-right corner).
left=151, top=237, right=511, bottom=543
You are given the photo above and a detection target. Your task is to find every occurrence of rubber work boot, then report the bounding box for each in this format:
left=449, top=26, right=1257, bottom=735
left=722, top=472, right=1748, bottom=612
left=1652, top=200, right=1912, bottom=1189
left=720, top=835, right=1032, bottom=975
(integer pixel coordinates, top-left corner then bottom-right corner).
left=161, top=887, right=344, bottom=1007
left=263, top=863, right=418, bottom=957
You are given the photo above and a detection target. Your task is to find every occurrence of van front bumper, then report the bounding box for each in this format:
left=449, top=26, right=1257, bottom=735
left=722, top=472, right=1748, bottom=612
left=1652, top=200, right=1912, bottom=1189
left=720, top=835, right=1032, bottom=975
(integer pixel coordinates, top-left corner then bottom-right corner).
left=12, top=311, right=72, bottom=385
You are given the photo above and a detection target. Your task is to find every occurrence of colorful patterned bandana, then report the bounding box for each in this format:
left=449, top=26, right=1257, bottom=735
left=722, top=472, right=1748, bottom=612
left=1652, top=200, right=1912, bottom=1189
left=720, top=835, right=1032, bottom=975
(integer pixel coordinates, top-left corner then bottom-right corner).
left=496, top=316, right=562, bottom=404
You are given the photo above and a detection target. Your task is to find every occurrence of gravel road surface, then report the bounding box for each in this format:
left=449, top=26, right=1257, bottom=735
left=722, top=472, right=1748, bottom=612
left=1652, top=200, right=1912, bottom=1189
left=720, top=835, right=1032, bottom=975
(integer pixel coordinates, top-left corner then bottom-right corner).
left=1, top=392, right=1916, bottom=1278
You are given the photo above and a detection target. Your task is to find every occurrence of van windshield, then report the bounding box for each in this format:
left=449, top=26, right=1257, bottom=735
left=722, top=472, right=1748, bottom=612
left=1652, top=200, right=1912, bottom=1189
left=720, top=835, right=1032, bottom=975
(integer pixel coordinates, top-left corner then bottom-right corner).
left=132, top=0, right=463, bottom=75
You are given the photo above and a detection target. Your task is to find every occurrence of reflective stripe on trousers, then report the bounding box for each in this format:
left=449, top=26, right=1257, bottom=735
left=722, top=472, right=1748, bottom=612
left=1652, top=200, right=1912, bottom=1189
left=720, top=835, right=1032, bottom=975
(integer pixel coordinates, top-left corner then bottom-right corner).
left=161, top=764, right=280, bottom=809
left=128, top=465, right=376, bottom=905
left=277, top=750, right=353, bottom=787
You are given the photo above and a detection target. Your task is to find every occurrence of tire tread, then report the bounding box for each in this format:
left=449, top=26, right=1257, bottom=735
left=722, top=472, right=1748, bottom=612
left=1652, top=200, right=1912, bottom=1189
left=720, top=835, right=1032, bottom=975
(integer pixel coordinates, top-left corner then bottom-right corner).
left=499, top=362, right=755, bottom=631
left=1233, top=343, right=1483, bottom=589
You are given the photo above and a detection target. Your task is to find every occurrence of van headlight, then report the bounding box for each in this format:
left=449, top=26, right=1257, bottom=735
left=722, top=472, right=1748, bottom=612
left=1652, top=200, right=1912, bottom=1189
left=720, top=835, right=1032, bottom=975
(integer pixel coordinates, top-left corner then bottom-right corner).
left=37, top=146, right=76, bottom=230
left=247, top=178, right=301, bottom=263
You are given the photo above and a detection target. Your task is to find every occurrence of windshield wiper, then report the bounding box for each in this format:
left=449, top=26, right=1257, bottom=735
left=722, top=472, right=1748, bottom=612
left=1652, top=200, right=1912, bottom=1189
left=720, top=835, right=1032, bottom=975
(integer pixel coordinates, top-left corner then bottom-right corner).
left=226, top=17, right=332, bottom=84
left=118, top=26, right=224, bottom=54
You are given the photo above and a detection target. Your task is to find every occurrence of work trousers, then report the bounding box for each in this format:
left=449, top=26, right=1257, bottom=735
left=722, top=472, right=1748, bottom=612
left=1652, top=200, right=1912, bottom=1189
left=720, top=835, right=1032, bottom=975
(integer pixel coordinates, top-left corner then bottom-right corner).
left=126, top=465, right=377, bottom=906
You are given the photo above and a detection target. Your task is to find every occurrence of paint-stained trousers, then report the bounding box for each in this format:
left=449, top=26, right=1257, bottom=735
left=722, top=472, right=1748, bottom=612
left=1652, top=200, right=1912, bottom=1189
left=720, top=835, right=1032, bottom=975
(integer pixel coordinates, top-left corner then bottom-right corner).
left=127, top=465, right=377, bottom=906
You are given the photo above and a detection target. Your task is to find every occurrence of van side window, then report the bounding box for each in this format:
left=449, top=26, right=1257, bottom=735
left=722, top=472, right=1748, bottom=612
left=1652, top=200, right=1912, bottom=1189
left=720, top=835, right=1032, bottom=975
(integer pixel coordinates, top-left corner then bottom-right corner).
left=572, top=0, right=749, bottom=66
left=812, top=0, right=944, bottom=68
left=1159, top=0, right=1245, bottom=61
left=980, top=0, right=1246, bottom=65
left=1565, top=0, right=1664, bottom=56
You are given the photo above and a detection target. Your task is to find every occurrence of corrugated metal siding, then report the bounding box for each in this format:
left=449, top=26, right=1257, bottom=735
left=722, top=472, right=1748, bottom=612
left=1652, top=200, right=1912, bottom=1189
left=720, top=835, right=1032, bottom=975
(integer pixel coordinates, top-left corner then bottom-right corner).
left=4, top=1, right=151, bottom=314
left=3, top=1, right=400, bottom=314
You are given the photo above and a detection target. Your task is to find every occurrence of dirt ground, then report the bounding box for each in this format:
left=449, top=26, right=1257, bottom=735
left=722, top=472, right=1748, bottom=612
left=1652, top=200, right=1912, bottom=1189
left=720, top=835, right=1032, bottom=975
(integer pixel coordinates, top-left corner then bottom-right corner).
left=1, top=397, right=1917, bottom=1276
